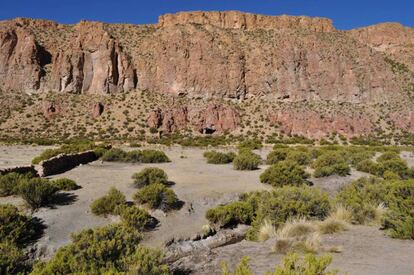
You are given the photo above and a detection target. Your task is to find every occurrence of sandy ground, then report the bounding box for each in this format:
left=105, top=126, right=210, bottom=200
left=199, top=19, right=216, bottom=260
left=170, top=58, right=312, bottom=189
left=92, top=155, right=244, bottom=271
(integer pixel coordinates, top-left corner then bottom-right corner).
left=1, top=145, right=414, bottom=274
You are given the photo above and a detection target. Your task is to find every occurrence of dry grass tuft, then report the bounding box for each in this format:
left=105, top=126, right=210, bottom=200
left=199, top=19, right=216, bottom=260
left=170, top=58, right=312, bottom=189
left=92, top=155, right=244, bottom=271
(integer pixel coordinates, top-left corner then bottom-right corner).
left=373, top=202, right=387, bottom=225
left=329, top=204, right=353, bottom=223
left=318, top=218, right=347, bottom=234
left=258, top=219, right=276, bottom=242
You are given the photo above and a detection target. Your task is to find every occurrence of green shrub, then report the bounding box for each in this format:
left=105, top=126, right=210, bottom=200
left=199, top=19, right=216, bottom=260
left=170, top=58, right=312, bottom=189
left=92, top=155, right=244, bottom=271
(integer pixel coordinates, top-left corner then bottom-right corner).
left=266, top=149, right=288, bottom=165
left=312, top=152, right=350, bottom=177
left=0, top=172, right=31, bottom=196
left=237, top=139, right=263, bottom=150
left=246, top=186, right=330, bottom=240
left=377, top=151, right=400, bottom=162
left=116, top=205, right=156, bottom=230
left=286, top=150, right=311, bottom=166
left=233, top=151, right=261, bottom=170
left=132, top=167, right=168, bottom=188
left=336, top=177, right=414, bottom=239
left=260, top=161, right=309, bottom=187
left=30, top=225, right=144, bottom=274
left=0, top=204, right=39, bottom=246
left=203, top=151, right=236, bottom=164
left=101, top=148, right=128, bottom=162
left=102, top=148, right=170, bottom=163
left=128, top=246, right=170, bottom=275
left=205, top=201, right=254, bottom=227
left=0, top=242, right=27, bottom=275
left=90, top=187, right=126, bottom=216
left=52, top=178, right=81, bottom=191
left=133, top=183, right=180, bottom=211
left=356, top=159, right=381, bottom=175
left=17, top=178, right=58, bottom=210
left=139, top=149, right=170, bottom=163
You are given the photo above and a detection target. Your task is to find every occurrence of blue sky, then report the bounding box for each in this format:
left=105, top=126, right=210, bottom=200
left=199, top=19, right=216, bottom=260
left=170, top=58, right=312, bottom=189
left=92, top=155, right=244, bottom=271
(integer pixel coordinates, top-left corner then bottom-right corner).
left=1, top=0, right=413, bottom=30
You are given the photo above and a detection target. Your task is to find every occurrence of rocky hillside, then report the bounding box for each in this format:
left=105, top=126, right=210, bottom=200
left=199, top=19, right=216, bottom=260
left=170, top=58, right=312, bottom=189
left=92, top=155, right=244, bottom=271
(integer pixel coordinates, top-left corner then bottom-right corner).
left=0, top=11, right=414, bottom=141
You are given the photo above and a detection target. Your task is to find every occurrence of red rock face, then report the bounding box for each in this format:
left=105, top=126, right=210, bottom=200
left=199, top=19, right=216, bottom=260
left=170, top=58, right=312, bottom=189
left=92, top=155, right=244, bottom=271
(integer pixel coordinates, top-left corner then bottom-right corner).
left=0, top=12, right=414, bottom=138
left=269, top=111, right=373, bottom=139
left=147, top=104, right=240, bottom=134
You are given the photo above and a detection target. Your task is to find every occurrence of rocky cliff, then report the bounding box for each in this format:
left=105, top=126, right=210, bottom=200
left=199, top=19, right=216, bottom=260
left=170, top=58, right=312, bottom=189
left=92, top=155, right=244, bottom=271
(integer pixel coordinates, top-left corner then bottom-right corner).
left=0, top=11, right=413, bottom=139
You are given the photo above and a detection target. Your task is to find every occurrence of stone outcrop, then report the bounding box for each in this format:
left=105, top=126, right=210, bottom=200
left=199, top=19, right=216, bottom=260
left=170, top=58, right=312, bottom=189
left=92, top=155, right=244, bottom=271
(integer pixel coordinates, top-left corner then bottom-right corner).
left=36, top=150, right=98, bottom=177
left=147, top=104, right=240, bottom=134
left=158, top=11, right=335, bottom=32
left=0, top=12, right=414, bottom=138
left=91, top=102, right=104, bottom=118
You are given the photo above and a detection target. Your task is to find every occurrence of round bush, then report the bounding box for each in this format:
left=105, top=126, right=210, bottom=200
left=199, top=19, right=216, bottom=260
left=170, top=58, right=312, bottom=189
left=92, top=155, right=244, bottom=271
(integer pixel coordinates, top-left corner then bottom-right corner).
left=139, top=150, right=170, bottom=163
left=286, top=150, right=311, bottom=166
left=312, top=152, right=350, bottom=177
left=90, top=187, right=126, bottom=216
left=52, top=178, right=81, bottom=191
left=233, top=151, right=261, bottom=171
left=266, top=149, right=288, bottom=165
left=17, top=178, right=58, bottom=210
left=30, top=224, right=143, bottom=274
left=0, top=204, right=39, bottom=246
left=203, top=151, right=236, bottom=164
left=260, top=160, right=309, bottom=187
left=205, top=201, right=254, bottom=227
left=0, top=173, right=29, bottom=197
left=116, top=205, right=157, bottom=230
left=132, top=167, right=168, bottom=188
left=101, top=148, right=128, bottom=162
left=133, top=183, right=179, bottom=211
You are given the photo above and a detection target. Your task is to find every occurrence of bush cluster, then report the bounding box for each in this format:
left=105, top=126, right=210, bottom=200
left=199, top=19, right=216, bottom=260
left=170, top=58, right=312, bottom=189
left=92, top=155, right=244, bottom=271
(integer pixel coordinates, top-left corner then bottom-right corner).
left=101, top=148, right=170, bottom=163
left=51, top=178, right=81, bottom=191
left=312, top=151, right=350, bottom=177
left=17, top=178, right=59, bottom=210
left=356, top=152, right=413, bottom=179
left=237, top=139, right=263, bottom=150
left=233, top=150, right=261, bottom=170
left=30, top=225, right=155, bottom=274
left=90, top=187, right=126, bottom=216
left=116, top=205, right=157, bottom=230
left=206, top=186, right=330, bottom=241
left=266, top=147, right=311, bottom=166
left=0, top=172, right=33, bottom=197
left=205, top=201, right=254, bottom=227
left=203, top=150, right=236, bottom=164
left=336, top=177, right=414, bottom=239
left=133, top=183, right=180, bottom=211
left=132, top=167, right=168, bottom=188
left=260, top=160, right=309, bottom=187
